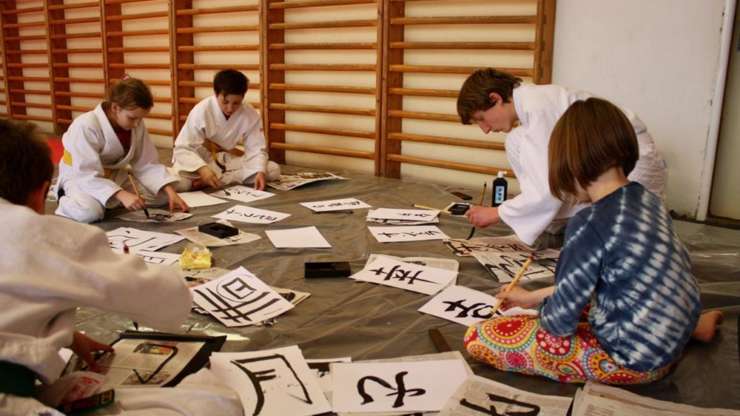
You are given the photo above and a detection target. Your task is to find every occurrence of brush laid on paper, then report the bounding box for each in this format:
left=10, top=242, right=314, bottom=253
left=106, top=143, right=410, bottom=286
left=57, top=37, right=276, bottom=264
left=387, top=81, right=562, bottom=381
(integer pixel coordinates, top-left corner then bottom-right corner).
left=127, top=173, right=150, bottom=219
left=466, top=182, right=487, bottom=239
left=490, top=255, right=534, bottom=316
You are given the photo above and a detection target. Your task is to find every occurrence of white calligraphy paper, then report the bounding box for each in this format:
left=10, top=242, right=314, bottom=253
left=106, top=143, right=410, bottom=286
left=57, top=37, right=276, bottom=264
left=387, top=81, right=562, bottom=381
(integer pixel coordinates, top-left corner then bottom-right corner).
left=106, top=227, right=184, bottom=253
left=444, top=235, right=559, bottom=258
left=267, top=171, right=346, bottom=191
left=472, top=251, right=557, bottom=283
left=350, top=255, right=457, bottom=295
left=211, top=185, right=275, bottom=204
left=366, top=254, right=459, bottom=273
left=213, top=205, right=290, bottom=224
left=176, top=221, right=261, bottom=247
left=265, top=226, right=331, bottom=249
left=368, top=225, right=449, bottom=243
left=133, top=250, right=180, bottom=266
left=210, top=345, right=331, bottom=416
left=300, top=198, right=370, bottom=212
left=177, top=191, right=228, bottom=207
left=367, top=208, right=440, bottom=222
left=190, top=267, right=294, bottom=327
left=305, top=357, right=352, bottom=401
left=439, top=375, right=572, bottom=416
left=418, top=285, right=500, bottom=326
left=117, top=209, right=192, bottom=223
left=331, top=359, right=468, bottom=413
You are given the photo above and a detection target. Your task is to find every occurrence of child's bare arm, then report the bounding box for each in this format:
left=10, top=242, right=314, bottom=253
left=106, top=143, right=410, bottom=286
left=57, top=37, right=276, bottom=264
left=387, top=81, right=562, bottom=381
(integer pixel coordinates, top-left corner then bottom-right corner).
left=496, top=285, right=554, bottom=309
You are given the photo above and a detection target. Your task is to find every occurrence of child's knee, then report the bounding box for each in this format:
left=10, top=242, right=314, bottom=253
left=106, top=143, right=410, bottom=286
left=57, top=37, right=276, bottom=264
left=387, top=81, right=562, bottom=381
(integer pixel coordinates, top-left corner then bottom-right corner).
left=266, top=161, right=281, bottom=181
left=56, top=195, right=105, bottom=223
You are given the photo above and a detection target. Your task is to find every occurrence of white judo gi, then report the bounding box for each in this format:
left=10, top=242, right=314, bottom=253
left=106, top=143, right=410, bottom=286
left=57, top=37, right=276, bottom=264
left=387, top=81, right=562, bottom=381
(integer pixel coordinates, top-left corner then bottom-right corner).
left=500, top=84, right=667, bottom=246
left=55, top=104, right=179, bottom=223
left=0, top=199, right=242, bottom=416
left=171, top=96, right=280, bottom=189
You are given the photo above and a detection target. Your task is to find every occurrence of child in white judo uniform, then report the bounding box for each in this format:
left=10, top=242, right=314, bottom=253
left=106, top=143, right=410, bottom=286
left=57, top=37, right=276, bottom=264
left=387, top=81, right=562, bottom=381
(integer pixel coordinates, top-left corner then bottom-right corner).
left=55, top=78, right=188, bottom=223
left=0, top=120, right=241, bottom=416
left=457, top=68, right=667, bottom=247
left=171, top=69, right=280, bottom=191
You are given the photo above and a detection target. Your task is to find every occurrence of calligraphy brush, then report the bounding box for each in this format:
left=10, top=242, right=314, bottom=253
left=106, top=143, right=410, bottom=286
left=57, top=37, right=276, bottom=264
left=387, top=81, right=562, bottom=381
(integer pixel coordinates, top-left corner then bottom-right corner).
left=207, top=141, right=230, bottom=195
left=127, top=173, right=150, bottom=219
left=489, top=255, right=534, bottom=316
left=466, top=182, right=487, bottom=239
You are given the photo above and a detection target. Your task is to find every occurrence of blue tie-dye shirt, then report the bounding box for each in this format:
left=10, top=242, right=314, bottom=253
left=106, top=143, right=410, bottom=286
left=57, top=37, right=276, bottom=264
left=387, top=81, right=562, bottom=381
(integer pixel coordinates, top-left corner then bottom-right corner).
left=539, top=182, right=701, bottom=372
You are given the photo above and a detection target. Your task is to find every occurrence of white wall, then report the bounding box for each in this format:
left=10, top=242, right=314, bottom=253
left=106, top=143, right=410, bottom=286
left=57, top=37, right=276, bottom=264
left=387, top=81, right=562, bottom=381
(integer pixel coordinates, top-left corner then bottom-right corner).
left=552, top=0, right=731, bottom=216
left=710, top=3, right=740, bottom=219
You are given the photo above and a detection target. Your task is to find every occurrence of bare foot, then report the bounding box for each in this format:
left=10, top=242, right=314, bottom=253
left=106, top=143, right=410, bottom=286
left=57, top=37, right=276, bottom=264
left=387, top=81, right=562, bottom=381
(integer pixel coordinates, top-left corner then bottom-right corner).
left=691, top=310, right=724, bottom=343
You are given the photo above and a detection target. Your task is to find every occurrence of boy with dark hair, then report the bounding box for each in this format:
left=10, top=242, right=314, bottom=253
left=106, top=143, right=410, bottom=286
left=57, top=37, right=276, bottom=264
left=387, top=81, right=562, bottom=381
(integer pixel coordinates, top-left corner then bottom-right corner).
left=172, top=69, right=280, bottom=191
left=0, top=119, right=198, bottom=412
left=458, top=68, right=667, bottom=247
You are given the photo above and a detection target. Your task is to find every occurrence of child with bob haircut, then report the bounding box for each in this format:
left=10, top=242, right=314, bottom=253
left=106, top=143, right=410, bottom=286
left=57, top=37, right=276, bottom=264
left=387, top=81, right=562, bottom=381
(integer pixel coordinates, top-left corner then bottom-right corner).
left=463, top=98, right=721, bottom=384
left=171, top=69, right=280, bottom=191
left=55, top=77, right=188, bottom=223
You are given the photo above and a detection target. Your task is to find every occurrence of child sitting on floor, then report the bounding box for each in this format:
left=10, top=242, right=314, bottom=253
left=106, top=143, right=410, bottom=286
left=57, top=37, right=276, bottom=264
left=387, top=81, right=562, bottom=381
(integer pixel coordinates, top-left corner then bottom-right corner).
left=464, top=97, right=722, bottom=384
left=171, top=69, right=280, bottom=192
left=0, top=120, right=241, bottom=415
left=55, top=77, right=188, bottom=223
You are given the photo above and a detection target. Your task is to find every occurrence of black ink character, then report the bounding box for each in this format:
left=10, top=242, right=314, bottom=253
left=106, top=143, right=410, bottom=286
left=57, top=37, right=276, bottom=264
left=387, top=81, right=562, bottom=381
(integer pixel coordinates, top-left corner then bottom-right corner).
left=485, top=254, right=553, bottom=283
left=218, top=277, right=257, bottom=301
left=442, top=299, right=494, bottom=319
left=357, top=371, right=425, bottom=408
left=369, top=265, right=435, bottom=285
left=460, top=393, right=540, bottom=416
left=232, top=354, right=314, bottom=416
left=194, top=286, right=280, bottom=325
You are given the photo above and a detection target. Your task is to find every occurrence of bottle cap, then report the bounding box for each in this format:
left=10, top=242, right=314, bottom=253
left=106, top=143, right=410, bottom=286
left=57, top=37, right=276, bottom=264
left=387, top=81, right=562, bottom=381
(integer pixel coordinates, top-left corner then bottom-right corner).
left=497, top=171, right=506, bottom=178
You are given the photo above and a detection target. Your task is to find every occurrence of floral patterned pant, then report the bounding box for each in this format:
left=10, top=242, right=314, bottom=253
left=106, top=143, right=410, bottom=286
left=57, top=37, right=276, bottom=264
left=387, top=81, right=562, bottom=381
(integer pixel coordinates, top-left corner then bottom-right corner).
left=464, top=315, right=671, bottom=384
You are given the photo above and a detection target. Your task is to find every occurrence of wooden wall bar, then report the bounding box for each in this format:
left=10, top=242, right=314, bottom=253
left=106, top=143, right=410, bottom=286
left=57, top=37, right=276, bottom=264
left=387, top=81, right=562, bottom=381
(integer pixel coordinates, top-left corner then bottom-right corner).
left=380, top=0, right=555, bottom=179
left=263, top=0, right=381, bottom=171
left=0, top=0, right=554, bottom=181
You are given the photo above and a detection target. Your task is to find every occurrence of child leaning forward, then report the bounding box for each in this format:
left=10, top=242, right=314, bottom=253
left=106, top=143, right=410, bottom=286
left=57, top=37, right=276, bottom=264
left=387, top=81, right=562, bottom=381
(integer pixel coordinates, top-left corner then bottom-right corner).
left=464, top=97, right=722, bottom=384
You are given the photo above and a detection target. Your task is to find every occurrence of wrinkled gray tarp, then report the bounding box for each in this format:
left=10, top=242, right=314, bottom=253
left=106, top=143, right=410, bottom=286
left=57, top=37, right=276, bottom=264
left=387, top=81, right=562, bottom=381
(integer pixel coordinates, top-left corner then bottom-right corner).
left=61, top=167, right=740, bottom=410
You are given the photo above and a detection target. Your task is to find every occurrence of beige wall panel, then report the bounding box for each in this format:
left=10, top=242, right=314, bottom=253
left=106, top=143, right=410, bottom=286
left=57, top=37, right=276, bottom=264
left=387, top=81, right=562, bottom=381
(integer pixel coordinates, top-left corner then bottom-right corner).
left=284, top=4, right=376, bottom=22
left=287, top=150, right=374, bottom=173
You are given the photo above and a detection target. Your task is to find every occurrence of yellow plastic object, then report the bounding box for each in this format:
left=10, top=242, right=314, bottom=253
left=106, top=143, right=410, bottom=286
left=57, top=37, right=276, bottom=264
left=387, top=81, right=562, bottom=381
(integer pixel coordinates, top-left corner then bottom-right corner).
left=180, top=245, right=212, bottom=270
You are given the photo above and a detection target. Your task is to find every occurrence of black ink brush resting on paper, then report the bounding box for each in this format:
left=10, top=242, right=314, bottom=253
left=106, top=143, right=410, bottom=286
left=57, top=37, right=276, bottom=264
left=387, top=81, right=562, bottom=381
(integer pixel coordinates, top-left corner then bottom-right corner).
left=305, top=261, right=352, bottom=279
left=198, top=222, right=239, bottom=239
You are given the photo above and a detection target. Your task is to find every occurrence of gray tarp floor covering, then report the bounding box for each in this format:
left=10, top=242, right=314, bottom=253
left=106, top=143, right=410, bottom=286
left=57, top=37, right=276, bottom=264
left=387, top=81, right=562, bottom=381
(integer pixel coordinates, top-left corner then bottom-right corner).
left=59, top=167, right=740, bottom=410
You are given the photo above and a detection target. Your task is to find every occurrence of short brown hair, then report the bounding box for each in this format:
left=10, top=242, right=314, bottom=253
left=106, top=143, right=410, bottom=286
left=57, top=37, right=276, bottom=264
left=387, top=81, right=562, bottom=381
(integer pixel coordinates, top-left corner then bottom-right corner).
left=548, top=98, right=639, bottom=201
left=457, top=68, right=522, bottom=125
left=214, top=69, right=248, bottom=96
left=0, top=119, right=54, bottom=205
left=106, top=78, right=153, bottom=110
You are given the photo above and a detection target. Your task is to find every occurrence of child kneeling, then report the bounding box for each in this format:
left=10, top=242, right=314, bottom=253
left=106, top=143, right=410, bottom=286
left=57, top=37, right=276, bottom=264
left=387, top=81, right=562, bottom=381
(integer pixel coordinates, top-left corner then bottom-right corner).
left=171, top=69, right=280, bottom=191
left=464, top=98, right=721, bottom=384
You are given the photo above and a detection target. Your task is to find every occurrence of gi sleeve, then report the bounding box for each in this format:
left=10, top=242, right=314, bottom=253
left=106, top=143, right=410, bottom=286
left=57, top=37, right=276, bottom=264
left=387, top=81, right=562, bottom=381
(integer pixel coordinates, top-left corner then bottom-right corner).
left=62, top=123, right=122, bottom=206
left=172, top=112, right=209, bottom=173
left=239, top=115, right=268, bottom=178
left=497, top=125, right=563, bottom=245
left=130, top=126, right=179, bottom=194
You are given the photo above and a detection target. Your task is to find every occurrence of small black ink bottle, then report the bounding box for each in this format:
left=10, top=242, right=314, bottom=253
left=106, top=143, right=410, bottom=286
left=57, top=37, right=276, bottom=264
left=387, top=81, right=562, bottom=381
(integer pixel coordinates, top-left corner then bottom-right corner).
left=492, top=171, right=508, bottom=207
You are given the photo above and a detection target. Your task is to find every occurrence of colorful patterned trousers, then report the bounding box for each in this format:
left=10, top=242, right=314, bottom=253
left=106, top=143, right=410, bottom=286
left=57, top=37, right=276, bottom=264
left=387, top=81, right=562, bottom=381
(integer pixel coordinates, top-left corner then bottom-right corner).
left=464, top=315, right=671, bottom=384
